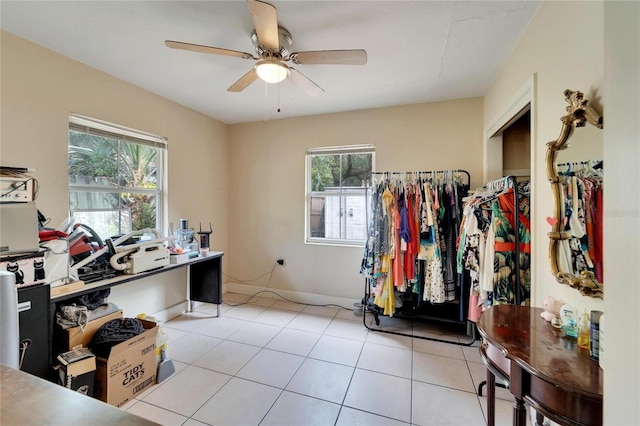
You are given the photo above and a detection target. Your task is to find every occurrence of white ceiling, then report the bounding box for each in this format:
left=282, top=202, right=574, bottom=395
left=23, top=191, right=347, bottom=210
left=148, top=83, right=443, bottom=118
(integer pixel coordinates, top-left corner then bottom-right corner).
left=0, top=1, right=540, bottom=124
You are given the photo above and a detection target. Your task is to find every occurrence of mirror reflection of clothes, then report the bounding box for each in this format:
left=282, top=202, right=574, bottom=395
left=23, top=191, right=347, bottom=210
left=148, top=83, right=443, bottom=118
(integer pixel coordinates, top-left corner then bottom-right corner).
left=558, top=170, right=603, bottom=282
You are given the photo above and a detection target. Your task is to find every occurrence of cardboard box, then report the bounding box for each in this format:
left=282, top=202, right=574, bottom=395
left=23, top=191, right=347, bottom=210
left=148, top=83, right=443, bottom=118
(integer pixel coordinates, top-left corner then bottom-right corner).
left=57, top=347, right=96, bottom=397
left=58, top=309, right=123, bottom=351
left=94, top=319, right=157, bottom=407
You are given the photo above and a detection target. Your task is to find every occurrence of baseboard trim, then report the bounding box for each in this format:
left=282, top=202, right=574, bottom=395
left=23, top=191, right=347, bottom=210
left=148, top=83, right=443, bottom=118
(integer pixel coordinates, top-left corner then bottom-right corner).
left=152, top=301, right=188, bottom=323
left=225, top=282, right=359, bottom=310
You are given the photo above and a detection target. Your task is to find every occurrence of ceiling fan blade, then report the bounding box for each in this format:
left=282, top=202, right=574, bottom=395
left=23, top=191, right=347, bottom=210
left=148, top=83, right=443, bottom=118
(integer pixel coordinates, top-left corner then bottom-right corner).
left=290, top=50, right=367, bottom=65
left=288, top=68, right=324, bottom=97
left=247, top=0, right=279, bottom=51
left=227, top=69, right=259, bottom=92
left=165, top=40, right=254, bottom=59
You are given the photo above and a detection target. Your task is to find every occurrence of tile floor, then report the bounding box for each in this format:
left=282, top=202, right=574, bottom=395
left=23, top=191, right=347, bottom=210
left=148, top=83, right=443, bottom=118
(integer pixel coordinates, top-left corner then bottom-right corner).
left=121, top=293, right=518, bottom=426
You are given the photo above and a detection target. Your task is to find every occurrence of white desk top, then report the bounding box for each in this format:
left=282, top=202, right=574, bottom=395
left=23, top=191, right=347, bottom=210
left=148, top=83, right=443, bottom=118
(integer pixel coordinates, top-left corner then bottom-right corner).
left=50, top=251, right=223, bottom=302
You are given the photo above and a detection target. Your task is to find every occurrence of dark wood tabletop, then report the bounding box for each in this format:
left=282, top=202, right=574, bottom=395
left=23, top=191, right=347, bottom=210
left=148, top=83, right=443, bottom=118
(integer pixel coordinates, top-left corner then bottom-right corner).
left=1, top=364, right=158, bottom=425
left=477, top=304, right=603, bottom=426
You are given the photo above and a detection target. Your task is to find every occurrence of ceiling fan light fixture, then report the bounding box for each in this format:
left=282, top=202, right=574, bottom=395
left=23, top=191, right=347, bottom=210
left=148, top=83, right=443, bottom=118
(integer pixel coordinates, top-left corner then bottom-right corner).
left=255, top=59, right=290, bottom=83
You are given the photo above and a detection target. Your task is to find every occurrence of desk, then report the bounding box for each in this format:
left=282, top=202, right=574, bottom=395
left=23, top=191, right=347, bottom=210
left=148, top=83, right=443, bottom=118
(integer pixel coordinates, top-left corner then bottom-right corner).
left=1, top=364, right=157, bottom=425
left=477, top=305, right=603, bottom=426
left=51, top=251, right=224, bottom=316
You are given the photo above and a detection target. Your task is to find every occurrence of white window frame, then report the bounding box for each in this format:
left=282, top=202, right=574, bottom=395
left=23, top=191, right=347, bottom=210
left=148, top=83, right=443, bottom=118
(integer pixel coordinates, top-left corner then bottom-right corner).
left=68, top=114, right=168, bottom=239
left=305, top=144, right=374, bottom=247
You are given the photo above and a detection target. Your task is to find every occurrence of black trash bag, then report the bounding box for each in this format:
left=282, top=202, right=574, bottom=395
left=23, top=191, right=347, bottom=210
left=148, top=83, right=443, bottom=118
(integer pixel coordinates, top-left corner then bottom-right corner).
left=70, top=289, right=111, bottom=310
left=89, top=318, right=144, bottom=358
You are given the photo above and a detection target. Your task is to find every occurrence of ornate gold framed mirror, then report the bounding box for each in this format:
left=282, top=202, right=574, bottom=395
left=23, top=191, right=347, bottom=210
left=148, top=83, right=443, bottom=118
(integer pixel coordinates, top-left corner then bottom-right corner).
left=546, top=89, right=603, bottom=298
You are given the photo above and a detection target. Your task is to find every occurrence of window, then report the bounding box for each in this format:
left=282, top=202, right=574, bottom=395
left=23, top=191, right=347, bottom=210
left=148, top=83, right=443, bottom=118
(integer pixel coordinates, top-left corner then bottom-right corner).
left=68, top=114, right=166, bottom=240
left=305, top=145, right=374, bottom=245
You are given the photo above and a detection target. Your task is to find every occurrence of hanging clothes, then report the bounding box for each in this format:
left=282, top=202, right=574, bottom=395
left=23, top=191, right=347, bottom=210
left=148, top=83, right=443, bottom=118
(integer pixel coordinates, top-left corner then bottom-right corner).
left=556, top=161, right=603, bottom=282
left=457, top=177, right=531, bottom=320
left=361, top=171, right=469, bottom=316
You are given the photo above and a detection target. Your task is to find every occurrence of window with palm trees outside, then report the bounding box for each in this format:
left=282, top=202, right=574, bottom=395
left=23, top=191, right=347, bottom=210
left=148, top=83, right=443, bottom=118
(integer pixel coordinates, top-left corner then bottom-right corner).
left=306, top=145, right=374, bottom=246
left=68, top=115, right=166, bottom=240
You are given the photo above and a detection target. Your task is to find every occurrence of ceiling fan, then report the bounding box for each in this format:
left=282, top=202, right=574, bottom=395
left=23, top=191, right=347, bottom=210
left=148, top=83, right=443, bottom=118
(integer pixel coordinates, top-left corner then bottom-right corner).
left=165, top=0, right=367, bottom=97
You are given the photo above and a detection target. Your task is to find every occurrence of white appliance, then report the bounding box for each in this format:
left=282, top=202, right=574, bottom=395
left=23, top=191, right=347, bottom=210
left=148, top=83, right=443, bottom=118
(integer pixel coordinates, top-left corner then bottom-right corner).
left=0, top=202, right=40, bottom=254
left=0, top=271, right=19, bottom=368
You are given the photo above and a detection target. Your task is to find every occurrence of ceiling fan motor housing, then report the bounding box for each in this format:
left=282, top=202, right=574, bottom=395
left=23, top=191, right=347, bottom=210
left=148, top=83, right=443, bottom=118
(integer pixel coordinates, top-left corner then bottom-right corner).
left=251, top=26, right=292, bottom=58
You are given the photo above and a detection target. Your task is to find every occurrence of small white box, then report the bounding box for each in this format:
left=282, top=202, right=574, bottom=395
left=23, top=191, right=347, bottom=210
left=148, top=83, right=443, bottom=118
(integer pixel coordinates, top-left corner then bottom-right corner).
left=169, top=251, right=199, bottom=264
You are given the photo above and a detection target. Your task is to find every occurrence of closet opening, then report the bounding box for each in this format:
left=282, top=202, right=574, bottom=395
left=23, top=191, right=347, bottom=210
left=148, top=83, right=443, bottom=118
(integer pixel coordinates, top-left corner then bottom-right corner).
left=502, top=109, right=531, bottom=180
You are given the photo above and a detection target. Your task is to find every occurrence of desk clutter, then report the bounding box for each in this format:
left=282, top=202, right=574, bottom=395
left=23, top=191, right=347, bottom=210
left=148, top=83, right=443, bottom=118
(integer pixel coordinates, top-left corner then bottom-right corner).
left=52, top=295, right=173, bottom=407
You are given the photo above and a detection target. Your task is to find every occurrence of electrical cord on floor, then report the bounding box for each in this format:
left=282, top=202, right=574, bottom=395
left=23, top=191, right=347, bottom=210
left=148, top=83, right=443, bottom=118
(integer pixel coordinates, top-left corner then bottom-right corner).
left=222, top=262, right=353, bottom=311
left=19, top=339, right=31, bottom=370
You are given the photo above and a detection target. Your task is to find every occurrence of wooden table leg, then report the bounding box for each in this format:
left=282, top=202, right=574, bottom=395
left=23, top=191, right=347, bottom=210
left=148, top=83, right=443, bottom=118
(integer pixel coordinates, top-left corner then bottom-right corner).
left=513, top=396, right=527, bottom=426
left=487, top=368, right=496, bottom=426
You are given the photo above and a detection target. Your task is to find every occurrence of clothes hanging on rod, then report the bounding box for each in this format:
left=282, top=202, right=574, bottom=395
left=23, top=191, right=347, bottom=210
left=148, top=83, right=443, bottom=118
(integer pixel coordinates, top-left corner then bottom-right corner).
left=360, top=170, right=470, bottom=317
left=457, top=176, right=531, bottom=322
left=556, top=160, right=603, bottom=282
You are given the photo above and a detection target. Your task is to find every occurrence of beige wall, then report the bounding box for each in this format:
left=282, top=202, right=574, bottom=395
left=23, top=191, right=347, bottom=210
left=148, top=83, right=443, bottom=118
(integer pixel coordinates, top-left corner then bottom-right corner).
left=486, top=1, right=640, bottom=423
left=0, top=31, right=229, bottom=318
left=227, top=98, right=483, bottom=303
left=603, top=1, right=640, bottom=423
left=485, top=1, right=604, bottom=314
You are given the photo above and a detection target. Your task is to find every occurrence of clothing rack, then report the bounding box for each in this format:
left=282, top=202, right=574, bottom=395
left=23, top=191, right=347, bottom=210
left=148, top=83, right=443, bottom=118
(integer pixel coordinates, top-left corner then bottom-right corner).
left=475, top=175, right=522, bottom=305
left=361, top=169, right=475, bottom=346
left=474, top=175, right=526, bottom=399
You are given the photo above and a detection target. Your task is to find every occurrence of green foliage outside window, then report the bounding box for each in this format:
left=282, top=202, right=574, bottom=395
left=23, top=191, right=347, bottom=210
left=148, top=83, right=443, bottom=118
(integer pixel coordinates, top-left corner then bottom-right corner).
left=69, top=130, right=160, bottom=233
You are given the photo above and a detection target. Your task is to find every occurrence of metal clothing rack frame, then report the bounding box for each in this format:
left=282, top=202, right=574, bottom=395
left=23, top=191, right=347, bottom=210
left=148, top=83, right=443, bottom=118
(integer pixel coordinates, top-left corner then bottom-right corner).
left=362, top=169, right=476, bottom=346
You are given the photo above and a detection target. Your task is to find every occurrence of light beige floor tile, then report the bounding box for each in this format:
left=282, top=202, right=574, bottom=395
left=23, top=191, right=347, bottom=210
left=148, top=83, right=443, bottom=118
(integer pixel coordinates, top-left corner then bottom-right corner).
left=412, top=338, right=465, bottom=360
left=479, top=394, right=520, bottom=426
left=253, top=308, right=298, bottom=327
left=301, top=304, right=340, bottom=317
left=141, top=365, right=231, bottom=417
left=336, top=308, right=363, bottom=322
left=192, top=377, right=281, bottom=426
left=286, top=358, right=354, bottom=404
left=357, top=342, right=412, bottom=378
left=412, top=328, right=461, bottom=343
left=260, top=391, right=341, bottom=426
left=462, top=342, right=483, bottom=364
left=227, top=321, right=282, bottom=347
left=308, top=334, right=364, bottom=367
left=286, top=312, right=333, bottom=334
left=164, top=312, right=219, bottom=333
left=162, top=326, right=188, bottom=344
left=467, top=360, right=513, bottom=401
left=265, top=327, right=321, bottom=356
left=271, top=299, right=306, bottom=312
left=343, top=369, right=412, bottom=423
left=125, top=400, right=188, bottom=426
left=365, top=329, right=413, bottom=350
left=190, top=316, right=248, bottom=339
left=222, top=304, right=267, bottom=321
left=182, top=419, right=209, bottom=426
left=192, top=340, right=261, bottom=375
left=412, top=381, right=485, bottom=425
left=236, top=348, right=305, bottom=388
left=167, top=333, right=222, bottom=364
left=324, top=318, right=369, bottom=341
left=413, top=351, right=475, bottom=393
left=336, top=407, right=410, bottom=425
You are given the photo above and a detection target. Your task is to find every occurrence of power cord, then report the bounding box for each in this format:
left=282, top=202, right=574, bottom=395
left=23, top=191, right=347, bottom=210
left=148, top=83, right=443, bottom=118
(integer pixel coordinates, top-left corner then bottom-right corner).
left=19, top=339, right=31, bottom=369
left=222, top=262, right=352, bottom=311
